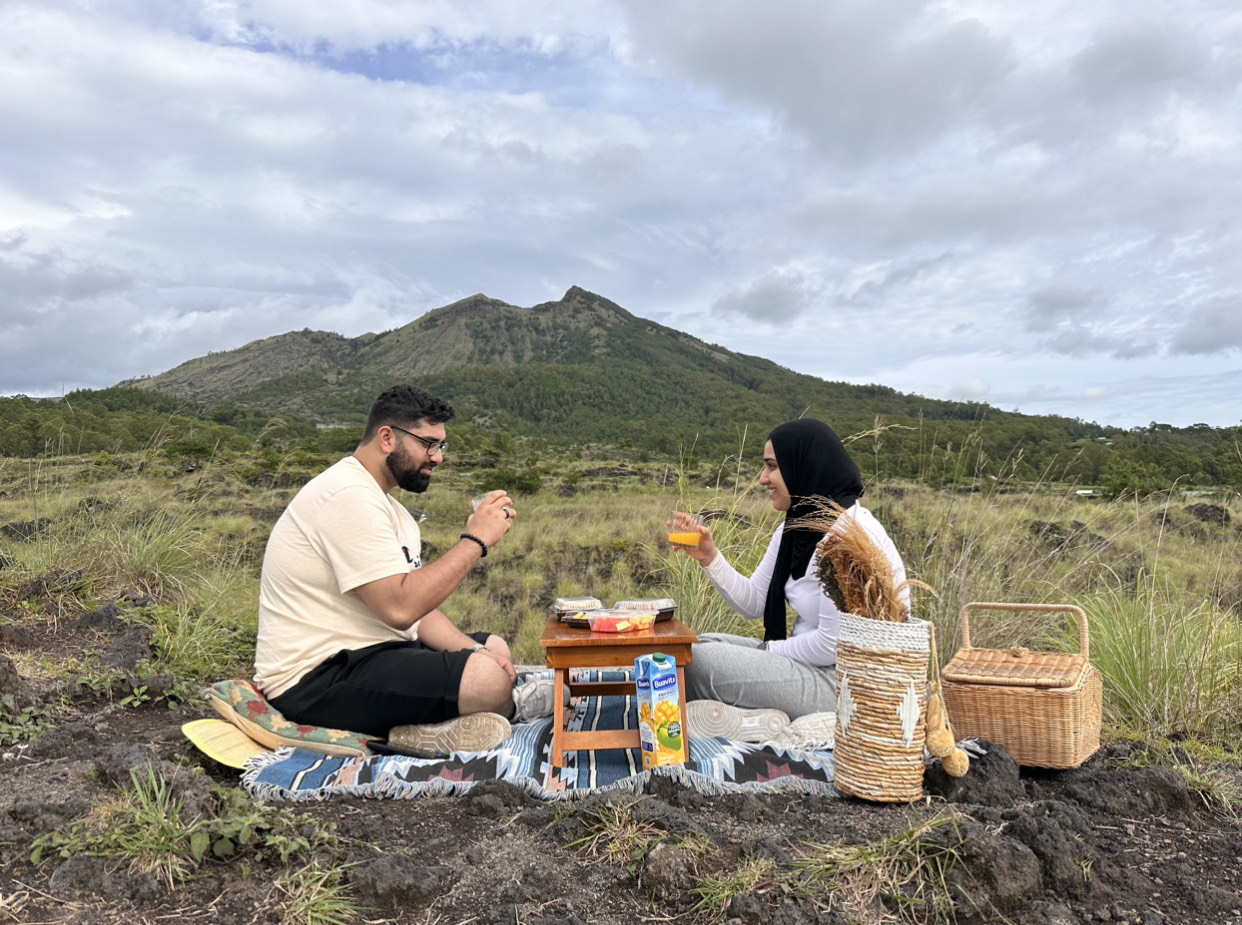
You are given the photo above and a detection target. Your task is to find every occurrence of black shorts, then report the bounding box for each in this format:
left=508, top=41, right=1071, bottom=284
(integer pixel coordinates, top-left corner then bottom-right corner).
left=267, top=634, right=489, bottom=737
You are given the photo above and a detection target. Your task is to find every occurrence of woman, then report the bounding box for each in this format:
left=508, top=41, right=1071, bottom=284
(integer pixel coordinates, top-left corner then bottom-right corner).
left=670, top=418, right=908, bottom=742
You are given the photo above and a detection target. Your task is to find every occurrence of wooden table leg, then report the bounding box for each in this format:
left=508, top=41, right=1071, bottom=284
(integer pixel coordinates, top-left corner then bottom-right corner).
left=551, top=667, right=567, bottom=768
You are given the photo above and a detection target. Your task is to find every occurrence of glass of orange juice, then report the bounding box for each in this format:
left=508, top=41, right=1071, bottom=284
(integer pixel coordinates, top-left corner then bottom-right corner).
left=667, top=515, right=702, bottom=549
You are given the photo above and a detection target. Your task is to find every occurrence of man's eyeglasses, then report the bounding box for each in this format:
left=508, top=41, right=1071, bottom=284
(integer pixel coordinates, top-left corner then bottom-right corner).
left=389, top=425, right=448, bottom=457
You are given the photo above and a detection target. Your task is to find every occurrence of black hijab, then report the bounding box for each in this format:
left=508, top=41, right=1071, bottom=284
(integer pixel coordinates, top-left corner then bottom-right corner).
left=762, top=419, right=864, bottom=641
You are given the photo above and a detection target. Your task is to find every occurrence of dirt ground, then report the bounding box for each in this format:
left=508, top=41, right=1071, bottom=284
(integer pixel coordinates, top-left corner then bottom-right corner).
left=3, top=599, right=1242, bottom=925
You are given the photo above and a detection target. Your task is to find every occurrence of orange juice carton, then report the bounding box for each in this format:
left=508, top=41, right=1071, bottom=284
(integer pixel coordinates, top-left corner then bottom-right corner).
left=634, top=653, right=686, bottom=769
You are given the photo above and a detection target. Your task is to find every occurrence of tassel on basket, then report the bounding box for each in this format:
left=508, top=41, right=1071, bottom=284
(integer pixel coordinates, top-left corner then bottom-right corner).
left=926, top=625, right=969, bottom=778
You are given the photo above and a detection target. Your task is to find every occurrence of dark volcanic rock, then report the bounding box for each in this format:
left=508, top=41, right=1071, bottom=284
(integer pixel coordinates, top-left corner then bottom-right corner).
left=997, top=801, right=1098, bottom=899
left=0, top=654, right=34, bottom=710
left=17, top=567, right=84, bottom=599
left=1027, top=765, right=1192, bottom=819
left=462, top=779, right=535, bottom=816
left=49, top=856, right=165, bottom=903
left=78, top=601, right=126, bottom=632
left=925, top=740, right=1025, bottom=806
left=938, top=815, right=1042, bottom=921
left=24, top=721, right=100, bottom=760
left=101, top=624, right=155, bottom=670
left=347, top=855, right=454, bottom=910
left=118, top=589, right=156, bottom=607
left=1185, top=503, right=1229, bottom=525
left=0, top=623, right=36, bottom=648
left=641, top=841, right=697, bottom=902
left=2, top=518, right=51, bottom=541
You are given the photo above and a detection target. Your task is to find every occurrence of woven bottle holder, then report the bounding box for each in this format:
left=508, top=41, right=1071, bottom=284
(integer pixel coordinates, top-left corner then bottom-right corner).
left=833, top=612, right=930, bottom=803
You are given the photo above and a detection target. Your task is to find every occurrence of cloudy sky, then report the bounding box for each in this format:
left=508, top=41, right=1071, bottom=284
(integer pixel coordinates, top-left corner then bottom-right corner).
left=3, top=1, right=1240, bottom=428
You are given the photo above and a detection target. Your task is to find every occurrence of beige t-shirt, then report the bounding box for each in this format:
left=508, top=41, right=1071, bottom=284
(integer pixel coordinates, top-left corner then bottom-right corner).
left=254, top=456, right=423, bottom=698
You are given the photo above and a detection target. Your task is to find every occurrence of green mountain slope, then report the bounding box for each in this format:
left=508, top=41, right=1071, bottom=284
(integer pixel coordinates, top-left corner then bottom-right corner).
left=120, top=329, right=367, bottom=400
left=115, top=286, right=1121, bottom=470
left=118, top=287, right=803, bottom=405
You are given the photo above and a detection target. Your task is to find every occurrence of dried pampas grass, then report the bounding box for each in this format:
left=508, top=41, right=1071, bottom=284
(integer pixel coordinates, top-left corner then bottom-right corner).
left=798, top=499, right=933, bottom=623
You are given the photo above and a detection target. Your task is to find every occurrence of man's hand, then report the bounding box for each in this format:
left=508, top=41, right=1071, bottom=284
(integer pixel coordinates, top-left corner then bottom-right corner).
left=355, top=493, right=517, bottom=629
left=480, top=634, right=517, bottom=683
left=465, top=489, right=516, bottom=547
left=414, top=614, right=515, bottom=686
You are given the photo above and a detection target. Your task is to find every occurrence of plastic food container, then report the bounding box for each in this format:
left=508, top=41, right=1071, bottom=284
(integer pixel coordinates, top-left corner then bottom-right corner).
left=553, top=596, right=603, bottom=625
left=615, top=598, right=677, bottom=622
left=587, top=610, right=657, bottom=633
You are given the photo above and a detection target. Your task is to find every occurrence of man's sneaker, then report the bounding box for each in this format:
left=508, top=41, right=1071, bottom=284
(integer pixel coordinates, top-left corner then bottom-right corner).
left=511, top=678, right=568, bottom=724
left=770, top=711, right=837, bottom=750
left=388, top=712, right=511, bottom=755
left=687, top=700, right=789, bottom=743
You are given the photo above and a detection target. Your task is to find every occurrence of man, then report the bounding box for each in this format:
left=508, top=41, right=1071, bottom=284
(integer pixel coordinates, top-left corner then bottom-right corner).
left=254, top=384, right=554, bottom=753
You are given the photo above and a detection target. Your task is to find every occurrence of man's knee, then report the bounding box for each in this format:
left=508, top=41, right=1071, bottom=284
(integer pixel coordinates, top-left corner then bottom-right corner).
left=458, top=654, right=515, bottom=716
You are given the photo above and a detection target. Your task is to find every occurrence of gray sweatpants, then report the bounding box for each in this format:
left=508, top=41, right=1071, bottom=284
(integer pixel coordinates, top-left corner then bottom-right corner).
left=683, top=633, right=837, bottom=720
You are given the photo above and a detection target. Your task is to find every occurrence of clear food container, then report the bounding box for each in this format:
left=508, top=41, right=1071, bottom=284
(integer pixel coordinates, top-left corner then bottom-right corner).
left=552, top=596, right=603, bottom=622
left=587, top=610, right=657, bottom=633
left=614, top=598, right=677, bottom=622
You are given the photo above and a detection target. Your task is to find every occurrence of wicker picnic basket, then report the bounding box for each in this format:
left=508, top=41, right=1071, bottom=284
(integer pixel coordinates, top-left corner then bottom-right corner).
left=941, top=602, right=1102, bottom=769
left=833, top=612, right=931, bottom=802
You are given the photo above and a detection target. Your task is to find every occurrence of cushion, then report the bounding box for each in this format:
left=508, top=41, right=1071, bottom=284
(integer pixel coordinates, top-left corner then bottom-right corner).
left=205, top=679, right=372, bottom=758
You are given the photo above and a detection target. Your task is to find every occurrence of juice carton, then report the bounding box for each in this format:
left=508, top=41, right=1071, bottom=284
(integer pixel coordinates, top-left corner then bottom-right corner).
left=634, top=652, right=686, bottom=769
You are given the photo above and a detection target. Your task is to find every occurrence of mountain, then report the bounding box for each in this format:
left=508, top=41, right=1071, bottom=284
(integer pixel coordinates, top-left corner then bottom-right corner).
left=119, top=287, right=791, bottom=401
left=117, top=286, right=1102, bottom=463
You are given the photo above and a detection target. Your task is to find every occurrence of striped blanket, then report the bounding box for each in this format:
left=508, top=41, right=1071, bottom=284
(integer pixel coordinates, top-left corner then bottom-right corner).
left=243, top=676, right=836, bottom=802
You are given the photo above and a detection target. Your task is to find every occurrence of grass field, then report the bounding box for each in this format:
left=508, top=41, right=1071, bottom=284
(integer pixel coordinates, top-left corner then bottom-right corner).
left=2, top=446, right=1240, bottom=751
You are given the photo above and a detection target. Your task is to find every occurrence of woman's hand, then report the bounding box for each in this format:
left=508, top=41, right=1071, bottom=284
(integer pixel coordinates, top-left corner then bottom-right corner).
left=668, top=511, right=718, bottom=566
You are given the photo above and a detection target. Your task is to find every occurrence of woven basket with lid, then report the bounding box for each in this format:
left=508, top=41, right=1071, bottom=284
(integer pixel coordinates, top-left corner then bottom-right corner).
left=941, top=602, right=1102, bottom=769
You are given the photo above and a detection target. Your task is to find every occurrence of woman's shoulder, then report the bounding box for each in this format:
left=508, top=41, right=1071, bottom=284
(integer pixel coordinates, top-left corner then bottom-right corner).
left=850, top=502, right=887, bottom=526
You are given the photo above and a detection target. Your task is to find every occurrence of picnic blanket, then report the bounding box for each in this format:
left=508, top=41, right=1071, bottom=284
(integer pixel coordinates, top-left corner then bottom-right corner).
left=243, top=676, right=836, bottom=802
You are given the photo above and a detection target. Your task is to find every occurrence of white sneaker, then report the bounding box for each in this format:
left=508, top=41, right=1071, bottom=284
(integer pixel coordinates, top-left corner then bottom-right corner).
left=687, top=700, right=789, bottom=743
left=770, top=712, right=837, bottom=750
left=388, top=712, right=511, bottom=754
left=511, top=678, right=568, bottom=723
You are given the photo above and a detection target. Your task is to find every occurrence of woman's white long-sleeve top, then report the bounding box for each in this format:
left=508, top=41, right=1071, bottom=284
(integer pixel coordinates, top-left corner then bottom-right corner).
left=701, top=503, right=909, bottom=667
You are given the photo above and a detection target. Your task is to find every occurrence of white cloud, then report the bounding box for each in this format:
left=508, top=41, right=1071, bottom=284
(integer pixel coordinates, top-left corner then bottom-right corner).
left=1, top=0, right=1240, bottom=427
left=621, top=0, right=1013, bottom=164
left=1170, top=297, right=1242, bottom=354
left=951, top=377, right=990, bottom=401
left=711, top=268, right=816, bottom=323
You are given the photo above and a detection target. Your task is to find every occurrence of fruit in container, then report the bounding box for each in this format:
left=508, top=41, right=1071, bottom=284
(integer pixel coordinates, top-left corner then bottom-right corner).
left=587, top=610, right=656, bottom=633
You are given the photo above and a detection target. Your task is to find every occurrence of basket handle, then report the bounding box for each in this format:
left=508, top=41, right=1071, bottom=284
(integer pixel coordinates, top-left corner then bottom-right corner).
left=958, top=601, right=1089, bottom=659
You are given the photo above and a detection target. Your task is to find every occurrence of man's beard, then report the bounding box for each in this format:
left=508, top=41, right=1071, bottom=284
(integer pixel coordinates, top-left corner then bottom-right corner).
left=386, top=444, right=432, bottom=493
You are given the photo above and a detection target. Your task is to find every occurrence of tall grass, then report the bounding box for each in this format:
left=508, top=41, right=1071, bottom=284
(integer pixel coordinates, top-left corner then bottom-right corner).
left=1078, top=582, right=1242, bottom=741
left=650, top=442, right=1242, bottom=745
left=649, top=442, right=779, bottom=637
left=2, top=446, right=1239, bottom=747
left=134, top=601, right=255, bottom=682
left=0, top=454, right=265, bottom=684
left=110, top=510, right=208, bottom=598
left=874, top=482, right=1242, bottom=743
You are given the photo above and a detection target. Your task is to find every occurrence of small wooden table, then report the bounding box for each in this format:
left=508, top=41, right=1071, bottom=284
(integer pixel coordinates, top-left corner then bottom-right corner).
left=540, top=615, right=698, bottom=768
